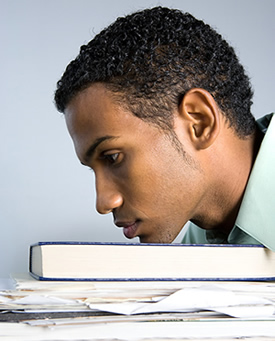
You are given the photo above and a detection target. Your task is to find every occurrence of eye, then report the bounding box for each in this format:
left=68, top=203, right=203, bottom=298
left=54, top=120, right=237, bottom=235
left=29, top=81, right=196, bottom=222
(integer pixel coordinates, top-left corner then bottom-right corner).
left=102, top=152, right=121, bottom=165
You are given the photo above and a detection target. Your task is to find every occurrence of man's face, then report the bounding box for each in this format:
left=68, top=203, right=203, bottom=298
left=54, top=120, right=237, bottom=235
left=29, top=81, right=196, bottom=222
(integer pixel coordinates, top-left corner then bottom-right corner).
left=65, top=83, right=204, bottom=243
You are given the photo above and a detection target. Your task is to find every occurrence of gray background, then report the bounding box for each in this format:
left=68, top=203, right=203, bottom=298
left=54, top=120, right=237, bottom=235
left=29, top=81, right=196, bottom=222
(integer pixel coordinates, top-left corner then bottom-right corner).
left=0, top=0, right=274, bottom=277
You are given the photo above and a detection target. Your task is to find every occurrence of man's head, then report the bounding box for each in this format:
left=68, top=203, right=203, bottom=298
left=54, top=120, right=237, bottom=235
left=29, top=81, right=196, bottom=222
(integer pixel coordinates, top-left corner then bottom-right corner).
left=55, top=7, right=257, bottom=243
left=55, top=6, right=255, bottom=138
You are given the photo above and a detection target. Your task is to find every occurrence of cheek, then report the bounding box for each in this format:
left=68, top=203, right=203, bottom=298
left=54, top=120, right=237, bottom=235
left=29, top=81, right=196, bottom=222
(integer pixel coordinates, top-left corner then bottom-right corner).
left=120, top=152, right=180, bottom=208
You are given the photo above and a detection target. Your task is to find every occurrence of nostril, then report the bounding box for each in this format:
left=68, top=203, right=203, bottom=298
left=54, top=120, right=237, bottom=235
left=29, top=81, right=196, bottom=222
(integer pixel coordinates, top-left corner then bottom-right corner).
left=96, top=193, right=123, bottom=215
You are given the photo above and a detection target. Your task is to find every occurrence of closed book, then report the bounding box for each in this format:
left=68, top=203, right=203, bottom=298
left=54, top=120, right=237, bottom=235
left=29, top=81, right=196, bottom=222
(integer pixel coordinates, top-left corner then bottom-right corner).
left=29, top=242, right=275, bottom=281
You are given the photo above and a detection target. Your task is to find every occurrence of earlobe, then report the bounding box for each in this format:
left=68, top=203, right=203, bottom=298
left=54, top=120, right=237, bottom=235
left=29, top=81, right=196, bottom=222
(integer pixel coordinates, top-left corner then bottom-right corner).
left=179, top=88, right=221, bottom=150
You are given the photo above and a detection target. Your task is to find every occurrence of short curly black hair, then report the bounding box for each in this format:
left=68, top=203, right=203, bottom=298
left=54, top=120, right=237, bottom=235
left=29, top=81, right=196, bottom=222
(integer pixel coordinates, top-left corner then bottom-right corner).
left=54, top=6, right=256, bottom=137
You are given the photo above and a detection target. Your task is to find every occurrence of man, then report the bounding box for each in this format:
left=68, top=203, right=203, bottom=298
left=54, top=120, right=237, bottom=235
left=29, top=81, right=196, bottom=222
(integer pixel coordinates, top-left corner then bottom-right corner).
left=54, top=7, right=274, bottom=249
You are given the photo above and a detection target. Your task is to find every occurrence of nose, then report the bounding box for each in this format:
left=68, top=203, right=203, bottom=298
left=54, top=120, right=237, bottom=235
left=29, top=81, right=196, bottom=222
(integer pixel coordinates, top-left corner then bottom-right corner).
left=95, top=175, right=123, bottom=214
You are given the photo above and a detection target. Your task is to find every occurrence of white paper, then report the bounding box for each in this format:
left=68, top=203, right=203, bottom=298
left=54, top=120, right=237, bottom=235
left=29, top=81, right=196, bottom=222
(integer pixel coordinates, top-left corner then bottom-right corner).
left=2, top=320, right=275, bottom=340
left=88, top=284, right=275, bottom=318
left=0, top=278, right=15, bottom=290
left=12, top=295, right=77, bottom=306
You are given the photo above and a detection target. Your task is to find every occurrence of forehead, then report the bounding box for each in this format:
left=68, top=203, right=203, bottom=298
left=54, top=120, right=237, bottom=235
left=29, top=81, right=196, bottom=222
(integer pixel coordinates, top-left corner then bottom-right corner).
left=64, top=83, right=162, bottom=159
left=65, top=84, right=123, bottom=134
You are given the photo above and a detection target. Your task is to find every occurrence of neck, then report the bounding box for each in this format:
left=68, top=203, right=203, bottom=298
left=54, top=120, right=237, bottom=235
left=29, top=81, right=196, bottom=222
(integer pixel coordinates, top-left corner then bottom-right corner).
left=194, top=126, right=264, bottom=235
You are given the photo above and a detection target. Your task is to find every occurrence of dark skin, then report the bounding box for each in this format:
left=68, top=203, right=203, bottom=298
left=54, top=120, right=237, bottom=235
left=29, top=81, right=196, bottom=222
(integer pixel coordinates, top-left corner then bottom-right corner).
left=65, top=83, right=263, bottom=243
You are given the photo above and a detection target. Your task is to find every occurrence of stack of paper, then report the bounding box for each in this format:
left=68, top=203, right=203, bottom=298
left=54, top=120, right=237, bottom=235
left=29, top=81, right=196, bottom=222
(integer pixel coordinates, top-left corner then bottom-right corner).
left=1, top=274, right=275, bottom=340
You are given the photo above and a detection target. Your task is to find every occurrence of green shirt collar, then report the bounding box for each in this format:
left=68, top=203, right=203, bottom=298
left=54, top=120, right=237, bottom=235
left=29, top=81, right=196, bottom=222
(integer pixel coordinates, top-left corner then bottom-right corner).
left=205, top=114, right=275, bottom=248
left=234, top=114, right=275, bottom=250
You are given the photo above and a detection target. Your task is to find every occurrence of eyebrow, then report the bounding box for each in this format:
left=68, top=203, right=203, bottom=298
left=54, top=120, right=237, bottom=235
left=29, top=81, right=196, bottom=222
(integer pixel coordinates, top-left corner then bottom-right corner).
left=83, top=135, right=118, bottom=162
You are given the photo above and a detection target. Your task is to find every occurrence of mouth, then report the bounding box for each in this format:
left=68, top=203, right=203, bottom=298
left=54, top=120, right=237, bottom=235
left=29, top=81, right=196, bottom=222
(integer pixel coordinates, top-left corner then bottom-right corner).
left=115, top=220, right=140, bottom=239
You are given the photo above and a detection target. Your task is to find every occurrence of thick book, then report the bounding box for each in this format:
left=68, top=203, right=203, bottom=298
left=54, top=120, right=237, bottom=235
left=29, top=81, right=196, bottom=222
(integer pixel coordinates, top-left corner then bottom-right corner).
left=29, top=242, right=275, bottom=281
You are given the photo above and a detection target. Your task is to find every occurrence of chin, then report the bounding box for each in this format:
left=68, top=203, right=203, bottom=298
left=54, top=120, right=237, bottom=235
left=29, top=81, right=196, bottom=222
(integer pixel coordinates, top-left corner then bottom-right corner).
left=138, top=235, right=154, bottom=244
left=138, top=235, right=173, bottom=244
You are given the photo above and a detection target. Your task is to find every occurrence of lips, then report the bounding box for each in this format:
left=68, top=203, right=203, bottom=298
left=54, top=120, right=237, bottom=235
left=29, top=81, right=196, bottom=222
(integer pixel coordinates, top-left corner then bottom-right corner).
left=115, top=220, right=140, bottom=239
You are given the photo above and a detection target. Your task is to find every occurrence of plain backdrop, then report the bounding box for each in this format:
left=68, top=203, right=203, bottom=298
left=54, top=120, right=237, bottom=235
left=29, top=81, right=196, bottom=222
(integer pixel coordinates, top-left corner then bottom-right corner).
left=0, top=0, right=274, bottom=277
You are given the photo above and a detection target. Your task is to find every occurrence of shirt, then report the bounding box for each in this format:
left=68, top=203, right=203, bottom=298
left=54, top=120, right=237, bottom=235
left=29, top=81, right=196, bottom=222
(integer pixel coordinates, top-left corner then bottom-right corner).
left=182, top=113, right=275, bottom=251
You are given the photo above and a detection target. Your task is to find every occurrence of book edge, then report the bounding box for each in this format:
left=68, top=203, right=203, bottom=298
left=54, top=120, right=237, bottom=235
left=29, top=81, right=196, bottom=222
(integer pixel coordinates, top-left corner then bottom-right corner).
left=29, top=271, right=275, bottom=282
left=30, top=242, right=265, bottom=248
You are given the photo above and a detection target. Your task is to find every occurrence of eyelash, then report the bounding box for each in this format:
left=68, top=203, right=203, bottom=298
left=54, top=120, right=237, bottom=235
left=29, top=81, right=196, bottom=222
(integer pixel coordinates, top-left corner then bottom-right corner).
left=102, top=152, right=121, bottom=165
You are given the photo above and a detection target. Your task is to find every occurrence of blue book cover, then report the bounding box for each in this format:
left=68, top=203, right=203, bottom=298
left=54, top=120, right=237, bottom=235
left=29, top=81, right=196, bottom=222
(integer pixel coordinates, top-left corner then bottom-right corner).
left=29, top=242, right=275, bottom=282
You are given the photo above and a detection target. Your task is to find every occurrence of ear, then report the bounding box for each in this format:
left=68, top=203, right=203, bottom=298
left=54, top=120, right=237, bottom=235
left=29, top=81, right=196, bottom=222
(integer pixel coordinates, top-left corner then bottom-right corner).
left=176, top=88, right=221, bottom=150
